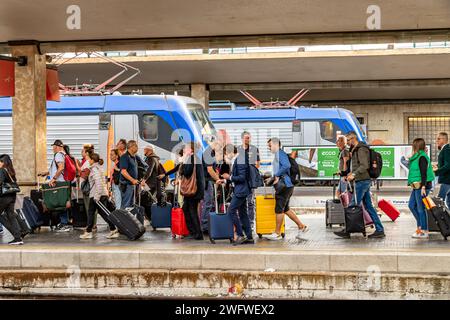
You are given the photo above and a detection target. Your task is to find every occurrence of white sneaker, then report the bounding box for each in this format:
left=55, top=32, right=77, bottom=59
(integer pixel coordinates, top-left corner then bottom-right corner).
left=296, top=230, right=306, bottom=240
left=417, top=232, right=429, bottom=239
left=79, top=232, right=93, bottom=240
left=411, top=231, right=420, bottom=238
left=106, top=230, right=120, bottom=239
left=266, top=232, right=282, bottom=241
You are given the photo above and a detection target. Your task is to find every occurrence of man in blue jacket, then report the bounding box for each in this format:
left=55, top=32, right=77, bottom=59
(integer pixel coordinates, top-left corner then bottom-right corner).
left=222, top=146, right=253, bottom=245
left=266, top=138, right=309, bottom=241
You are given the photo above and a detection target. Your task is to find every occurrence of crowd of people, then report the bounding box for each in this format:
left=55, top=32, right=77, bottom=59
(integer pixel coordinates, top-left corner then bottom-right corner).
left=334, top=131, right=450, bottom=240
left=0, top=129, right=449, bottom=245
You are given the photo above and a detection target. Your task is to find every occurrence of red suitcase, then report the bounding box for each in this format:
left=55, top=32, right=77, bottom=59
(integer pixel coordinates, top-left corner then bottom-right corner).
left=171, top=184, right=189, bottom=238
left=171, top=207, right=189, bottom=238
left=378, top=199, right=400, bottom=221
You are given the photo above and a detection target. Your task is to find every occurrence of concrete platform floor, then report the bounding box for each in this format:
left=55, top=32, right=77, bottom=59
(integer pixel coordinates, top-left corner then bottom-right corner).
left=1, top=212, right=448, bottom=251
left=0, top=212, right=448, bottom=299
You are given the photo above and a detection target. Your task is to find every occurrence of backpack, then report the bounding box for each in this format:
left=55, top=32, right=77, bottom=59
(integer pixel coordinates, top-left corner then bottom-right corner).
left=55, top=152, right=76, bottom=182
left=288, top=156, right=301, bottom=185
left=364, top=146, right=383, bottom=179
left=135, top=155, right=149, bottom=180
left=248, top=164, right=264, bottom=189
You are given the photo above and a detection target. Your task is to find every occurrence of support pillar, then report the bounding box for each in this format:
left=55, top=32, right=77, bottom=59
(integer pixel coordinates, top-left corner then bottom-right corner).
left=191, top=84, right=209, bottom=113
left=10, top=45, right=47, bottom=187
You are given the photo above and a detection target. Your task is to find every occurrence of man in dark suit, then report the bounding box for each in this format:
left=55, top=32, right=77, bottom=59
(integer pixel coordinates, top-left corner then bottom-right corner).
left=221, top=148, right=253, bottom=245
left=434, top=132, right=450, bottom=208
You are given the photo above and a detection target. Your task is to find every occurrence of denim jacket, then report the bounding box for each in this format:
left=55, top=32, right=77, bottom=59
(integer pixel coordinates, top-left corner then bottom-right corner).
left=272, top=150, right=293, bottom=187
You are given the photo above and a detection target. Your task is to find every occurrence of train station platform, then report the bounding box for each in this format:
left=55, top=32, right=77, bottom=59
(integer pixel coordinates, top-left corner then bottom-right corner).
left=0, top=211, right=448, bottom=299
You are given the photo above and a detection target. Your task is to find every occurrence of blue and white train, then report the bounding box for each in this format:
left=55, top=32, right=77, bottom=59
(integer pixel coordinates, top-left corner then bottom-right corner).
left=0, top=94, right=215, bottom=171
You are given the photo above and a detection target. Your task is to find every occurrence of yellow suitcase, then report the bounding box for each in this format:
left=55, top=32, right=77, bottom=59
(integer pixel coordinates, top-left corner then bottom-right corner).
left=255, top=194, right=285, bottom=238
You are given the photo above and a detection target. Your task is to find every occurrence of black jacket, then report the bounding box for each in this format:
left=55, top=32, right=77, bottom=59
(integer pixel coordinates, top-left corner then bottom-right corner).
left=144, top=154, right=161, bottom=189
left=436, top=144, right=450, bottom=184
left=179, top=155, right=205, bottom=200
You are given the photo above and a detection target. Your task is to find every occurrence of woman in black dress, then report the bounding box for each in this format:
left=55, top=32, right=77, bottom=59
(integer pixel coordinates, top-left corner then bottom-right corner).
left=178, top=142, right=205, bottom=240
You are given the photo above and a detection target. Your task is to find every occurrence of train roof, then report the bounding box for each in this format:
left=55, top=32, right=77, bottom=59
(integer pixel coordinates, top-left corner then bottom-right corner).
left=0, top=95, right=200, bottom=114
left=209, top=107, right=355, bottom=122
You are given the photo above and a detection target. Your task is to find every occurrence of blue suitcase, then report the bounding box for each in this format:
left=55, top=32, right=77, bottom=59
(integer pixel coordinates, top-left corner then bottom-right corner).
left=22, top=196, right=44, bottom=232
left=208, top=185, right=234, bottom=244
left=151, top=203, right=172, bottom=230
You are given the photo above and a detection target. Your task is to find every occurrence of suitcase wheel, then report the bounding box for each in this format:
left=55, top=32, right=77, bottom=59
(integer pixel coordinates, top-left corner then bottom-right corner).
left=229, top=239, right=234, bottom=244
left=152, top=227, right=156, bottom=231
left=281, top=233, right=285, bottom=238
left=326, top=224, right=331, bottom=228
left=209, top=238, right=216, bottom=244
left=257, top=233, right=262, bottom=239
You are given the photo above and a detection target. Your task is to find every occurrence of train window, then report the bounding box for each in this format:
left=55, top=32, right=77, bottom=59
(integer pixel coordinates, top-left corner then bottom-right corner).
left=141, top=114, right=158, bottom=141
left=319, top=121, right=340, bottom=143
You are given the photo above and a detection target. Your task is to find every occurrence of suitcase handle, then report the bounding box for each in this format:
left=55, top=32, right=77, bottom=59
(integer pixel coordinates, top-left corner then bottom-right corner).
left=95, top=199, right=111, bottom=216
left=213, top=183, right=227, bottom=214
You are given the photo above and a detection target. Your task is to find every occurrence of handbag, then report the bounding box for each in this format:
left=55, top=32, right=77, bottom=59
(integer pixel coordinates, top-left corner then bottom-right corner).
left=273, top=176, right=287, bottom=195
left=180, top=165, right=197, bottom=197
left=248, top=164, right=263, bottom=189
left=1, top=169, right=20, bottom=195
left=81, top=179, right=91, bottom=196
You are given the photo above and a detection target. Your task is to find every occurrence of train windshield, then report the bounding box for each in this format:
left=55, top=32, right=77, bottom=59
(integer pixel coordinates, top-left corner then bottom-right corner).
left=187, top=104, right=217, bottom=138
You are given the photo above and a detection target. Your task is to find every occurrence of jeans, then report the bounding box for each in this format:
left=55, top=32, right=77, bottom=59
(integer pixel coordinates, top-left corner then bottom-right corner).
left=60, top=210, right=69, bottom=225
left=0, top=195, right=21, bottom=239
left=350, top=179, right=384, bottom=233
left=246, top=190, right=256, bottom=229
left=112, top=184, right=122, bottom=210
left=408, top=188, right=430, bottom=231
left=438, top=183, right=450, bottom=209
left=121, top=184, right=135, bottom=209
left=200, top=181, right=214, bottom=232
left=227, top=196, right=246, bottom=237
left=87, top=197, right=116, bottom=233
left=182, top=198, right=202, bottom=238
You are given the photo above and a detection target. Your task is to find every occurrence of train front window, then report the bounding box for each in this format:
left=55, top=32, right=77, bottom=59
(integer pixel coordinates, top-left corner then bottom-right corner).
left=187, top=104, right=217, bottom=137
left=319, top=120, right=342, bottom=143
left=141, top=114, right=158, bottom=141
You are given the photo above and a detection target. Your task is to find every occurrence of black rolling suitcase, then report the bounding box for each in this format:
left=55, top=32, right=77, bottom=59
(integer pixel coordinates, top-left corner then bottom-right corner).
left=127, top=186, right=145, bottom=225
left=325, top=175, right=345, bottom=228
left=423, top=196, right=450, bottom=240
left=96, top=199, right=145, bottom=241
left=70, top=199, right=88, bottom=228
left=15, top=209, right=32, bottom=236
left=344, top=191, right=366, bottom=237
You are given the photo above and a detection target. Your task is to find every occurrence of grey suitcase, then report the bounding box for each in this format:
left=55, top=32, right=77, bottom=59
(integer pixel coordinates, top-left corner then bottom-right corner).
left=325, top=175, right=345, bottom=228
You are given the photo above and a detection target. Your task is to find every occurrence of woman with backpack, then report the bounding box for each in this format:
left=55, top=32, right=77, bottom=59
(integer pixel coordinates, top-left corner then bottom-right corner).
left=408, top=138, right=435, bottom=239
left=0, top=154, right=24, bottom=245
left=80, top=153, right=119, bottom=240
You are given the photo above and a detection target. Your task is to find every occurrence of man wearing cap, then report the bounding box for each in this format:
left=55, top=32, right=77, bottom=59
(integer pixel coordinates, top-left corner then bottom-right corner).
left=39, top=139, right=72, bottom=232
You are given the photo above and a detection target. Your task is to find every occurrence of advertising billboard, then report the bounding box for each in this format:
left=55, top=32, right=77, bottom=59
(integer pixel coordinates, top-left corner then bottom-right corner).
left=282, top=145, right=432, bottom=180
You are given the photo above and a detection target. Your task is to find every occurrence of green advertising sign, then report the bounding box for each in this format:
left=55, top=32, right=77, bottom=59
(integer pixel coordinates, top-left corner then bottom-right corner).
left=373, top=147, right=395, bottom=178
left=317, top=147, right=339, bottom=177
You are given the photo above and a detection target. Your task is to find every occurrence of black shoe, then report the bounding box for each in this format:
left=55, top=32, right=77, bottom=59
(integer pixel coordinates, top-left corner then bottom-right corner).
left=243, top=238, right=255, bottom=244
left=334, top=230, right=351, bottom=239
left=8, top=238, right=24, bottom=245
left=195, top=235, right=204, bottom=241
left=368, top=231, right=386, bottom=239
